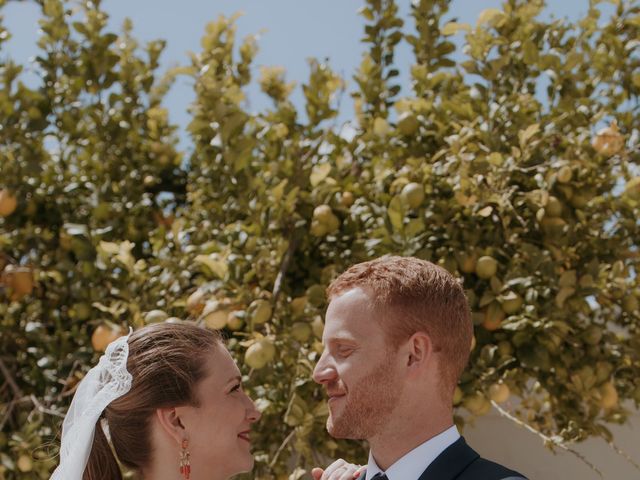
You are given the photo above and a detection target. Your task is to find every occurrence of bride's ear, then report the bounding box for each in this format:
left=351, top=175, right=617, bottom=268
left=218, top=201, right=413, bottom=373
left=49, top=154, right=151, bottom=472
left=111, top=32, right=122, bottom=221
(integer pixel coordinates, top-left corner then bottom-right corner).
left=155, top=407, right=186, bottom=444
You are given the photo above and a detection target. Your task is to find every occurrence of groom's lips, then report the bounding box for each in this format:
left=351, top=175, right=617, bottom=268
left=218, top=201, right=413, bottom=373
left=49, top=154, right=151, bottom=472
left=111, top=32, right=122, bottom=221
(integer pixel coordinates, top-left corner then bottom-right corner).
left=238, top=430, right=251, bottom=442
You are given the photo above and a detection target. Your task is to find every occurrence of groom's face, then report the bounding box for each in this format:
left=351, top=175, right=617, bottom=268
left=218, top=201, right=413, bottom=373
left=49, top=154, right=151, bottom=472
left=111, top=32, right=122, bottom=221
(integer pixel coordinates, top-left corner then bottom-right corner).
left=312, top=287, right=404, bottom=440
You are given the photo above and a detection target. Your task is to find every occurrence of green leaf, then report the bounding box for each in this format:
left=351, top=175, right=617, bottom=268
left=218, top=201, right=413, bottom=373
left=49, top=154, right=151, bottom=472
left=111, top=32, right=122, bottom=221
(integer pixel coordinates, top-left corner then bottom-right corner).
left=477, top=8, right=505, bottom=27
left=555, top=287, right=575, bottom=308
left=405, top=218, right=425, bottom=237
left=519, top=123, right=540, bottom=146
left=441, top=22, right=471, bottom=36
left=195, top=254, right=229, bottom=279
left=559, top=270, right=577, bottom=288
left=98, top=241, right=121, bottom=256
left=310, top=163, right=332, bottom=187
left=387, top=196, right=405, bottom=232
left=272, top=179, right=288, bottom=202
left=487, top=152, right=503, bottom=166
left=477, top=206, right=493, bottom=217
left=522, top=40, right=539, bottom=65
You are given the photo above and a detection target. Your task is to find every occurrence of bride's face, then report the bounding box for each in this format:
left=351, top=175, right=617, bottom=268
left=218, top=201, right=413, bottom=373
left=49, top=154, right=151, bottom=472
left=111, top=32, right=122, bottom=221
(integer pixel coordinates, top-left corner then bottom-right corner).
left=178, top=344, right=261, bottom=479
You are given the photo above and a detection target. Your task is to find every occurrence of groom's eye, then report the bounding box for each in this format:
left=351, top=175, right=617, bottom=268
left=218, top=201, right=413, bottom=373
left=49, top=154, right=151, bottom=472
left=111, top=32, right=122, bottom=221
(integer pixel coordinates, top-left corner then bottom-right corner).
left=230, top=383, right=242, bottom=393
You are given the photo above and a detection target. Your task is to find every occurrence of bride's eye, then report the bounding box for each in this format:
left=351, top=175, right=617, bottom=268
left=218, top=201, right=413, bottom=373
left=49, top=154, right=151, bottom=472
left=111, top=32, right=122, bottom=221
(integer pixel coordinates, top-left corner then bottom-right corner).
left=337, top=347, right=354, bottom=358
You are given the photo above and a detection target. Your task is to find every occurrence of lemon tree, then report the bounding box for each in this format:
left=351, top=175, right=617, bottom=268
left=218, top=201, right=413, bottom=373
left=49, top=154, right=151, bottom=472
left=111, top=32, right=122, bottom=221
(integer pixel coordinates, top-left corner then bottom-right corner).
left=1, top=0, right=639, bottom=478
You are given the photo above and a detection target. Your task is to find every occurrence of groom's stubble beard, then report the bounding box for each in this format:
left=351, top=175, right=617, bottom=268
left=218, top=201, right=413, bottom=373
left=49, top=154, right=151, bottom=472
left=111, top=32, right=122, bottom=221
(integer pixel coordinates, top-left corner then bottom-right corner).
left=326, top=351, right=403, bottom=440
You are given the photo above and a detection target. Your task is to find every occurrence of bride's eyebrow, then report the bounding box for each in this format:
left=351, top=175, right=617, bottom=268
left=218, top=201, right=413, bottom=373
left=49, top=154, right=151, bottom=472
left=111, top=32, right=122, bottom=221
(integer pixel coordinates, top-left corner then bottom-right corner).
left=226, top=375, right=242, bottom=385
left=327, top=337, right=357, bottom=347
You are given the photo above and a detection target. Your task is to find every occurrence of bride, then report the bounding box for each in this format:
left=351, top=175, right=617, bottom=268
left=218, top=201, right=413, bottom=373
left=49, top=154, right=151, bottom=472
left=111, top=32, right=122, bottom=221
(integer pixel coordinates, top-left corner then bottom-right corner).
left=51, top=322, right=362, bottom=480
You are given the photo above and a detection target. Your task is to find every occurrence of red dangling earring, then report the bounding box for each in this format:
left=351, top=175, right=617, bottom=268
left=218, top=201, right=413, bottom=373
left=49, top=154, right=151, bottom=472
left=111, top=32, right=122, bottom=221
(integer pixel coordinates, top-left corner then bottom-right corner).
left=179, top=439, right=191, bottom=479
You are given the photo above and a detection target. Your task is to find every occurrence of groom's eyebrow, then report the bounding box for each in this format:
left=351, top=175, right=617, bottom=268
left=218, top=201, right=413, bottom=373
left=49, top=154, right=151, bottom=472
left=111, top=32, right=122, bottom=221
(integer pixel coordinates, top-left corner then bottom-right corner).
left=226, top=375, right=242, bottom=384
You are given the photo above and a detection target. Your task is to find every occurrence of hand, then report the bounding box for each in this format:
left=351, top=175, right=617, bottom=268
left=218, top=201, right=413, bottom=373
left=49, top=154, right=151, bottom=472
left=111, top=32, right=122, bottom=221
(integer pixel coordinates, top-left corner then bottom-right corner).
left=311, top=459, right=366, bottom=480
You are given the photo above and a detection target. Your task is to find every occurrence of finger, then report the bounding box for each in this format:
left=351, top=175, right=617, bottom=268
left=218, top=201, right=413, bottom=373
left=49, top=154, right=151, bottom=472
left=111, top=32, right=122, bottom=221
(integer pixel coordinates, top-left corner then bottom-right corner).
left=336, top=463, right=363, bottom=480
left=325, top=466, right=348, bottom=480
left=340, top=469, right=357, bottom=480
left=354, top=465, right=366, bottom=478
left=324, top=466, right=348, bottom=480
left=311, top=468, right=324, bottom=480
left=322, top=459, right=347, bottom=479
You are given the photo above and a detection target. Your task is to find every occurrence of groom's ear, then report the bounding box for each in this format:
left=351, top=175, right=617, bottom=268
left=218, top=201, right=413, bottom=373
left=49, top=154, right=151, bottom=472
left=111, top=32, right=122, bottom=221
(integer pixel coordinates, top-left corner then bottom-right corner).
left=405, top=331, right=434, bottom=370
left=155, top=407, right=186, bottom=444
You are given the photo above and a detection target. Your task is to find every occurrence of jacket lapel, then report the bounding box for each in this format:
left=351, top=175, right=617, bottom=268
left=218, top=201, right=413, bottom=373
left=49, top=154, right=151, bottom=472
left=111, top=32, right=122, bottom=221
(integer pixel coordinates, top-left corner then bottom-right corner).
left=416, top=437, right=479, bottom=480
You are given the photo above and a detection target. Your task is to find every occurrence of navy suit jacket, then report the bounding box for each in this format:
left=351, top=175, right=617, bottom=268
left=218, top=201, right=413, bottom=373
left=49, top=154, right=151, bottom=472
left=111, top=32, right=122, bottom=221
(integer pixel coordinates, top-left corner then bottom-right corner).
left=416, top=437, right=526, bottom=480
left=366, top=437, right=527, bottom=480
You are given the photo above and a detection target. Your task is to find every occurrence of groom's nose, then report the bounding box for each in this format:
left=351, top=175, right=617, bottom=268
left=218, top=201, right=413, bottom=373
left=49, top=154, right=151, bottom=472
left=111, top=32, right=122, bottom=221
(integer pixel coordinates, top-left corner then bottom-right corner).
left=312, top=350, right=337, bottom=384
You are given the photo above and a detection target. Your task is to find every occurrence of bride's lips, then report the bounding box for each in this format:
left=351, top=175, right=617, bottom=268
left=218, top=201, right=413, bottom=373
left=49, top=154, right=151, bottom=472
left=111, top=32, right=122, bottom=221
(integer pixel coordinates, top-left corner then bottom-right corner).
left=238, top=431, right=251, bottom=443
left=328, top=393, right=346, bottom=404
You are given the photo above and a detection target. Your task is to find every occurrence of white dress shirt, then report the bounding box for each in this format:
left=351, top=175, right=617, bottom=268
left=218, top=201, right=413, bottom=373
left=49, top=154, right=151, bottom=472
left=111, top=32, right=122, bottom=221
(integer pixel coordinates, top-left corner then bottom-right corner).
left=364, top=425, right=460, bottom=480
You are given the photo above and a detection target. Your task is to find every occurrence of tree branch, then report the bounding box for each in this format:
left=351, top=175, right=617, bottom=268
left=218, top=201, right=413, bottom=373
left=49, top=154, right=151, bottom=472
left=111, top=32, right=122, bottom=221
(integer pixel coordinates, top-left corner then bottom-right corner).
left=272, top=236, right=298, bottom=304
left=490, top=400, right=603, bottom=478
left=30, top=394, right=65, bottom=419
left=605, top=440, right=640, bottom=473
left=0, top=398, right=16, bottom=431
left=0, top=357, right=23, bottom=399
left=268, top=429, right=296, bottom=469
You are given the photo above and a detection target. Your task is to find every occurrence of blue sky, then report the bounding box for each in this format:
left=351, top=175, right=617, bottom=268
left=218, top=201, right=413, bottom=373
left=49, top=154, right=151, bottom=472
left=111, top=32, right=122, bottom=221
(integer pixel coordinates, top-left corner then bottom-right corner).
left=2, top=0, right=611, bottom=143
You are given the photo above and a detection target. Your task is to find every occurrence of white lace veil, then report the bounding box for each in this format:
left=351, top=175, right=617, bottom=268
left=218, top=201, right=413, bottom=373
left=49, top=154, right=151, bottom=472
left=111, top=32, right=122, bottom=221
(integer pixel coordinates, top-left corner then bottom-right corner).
left=50, top=329, right=133, bottom=480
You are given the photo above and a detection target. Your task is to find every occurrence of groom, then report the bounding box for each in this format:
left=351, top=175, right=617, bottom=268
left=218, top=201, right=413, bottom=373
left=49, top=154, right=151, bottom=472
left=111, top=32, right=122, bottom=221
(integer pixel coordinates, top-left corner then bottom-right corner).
left=312, top=256, right=526, bottom=480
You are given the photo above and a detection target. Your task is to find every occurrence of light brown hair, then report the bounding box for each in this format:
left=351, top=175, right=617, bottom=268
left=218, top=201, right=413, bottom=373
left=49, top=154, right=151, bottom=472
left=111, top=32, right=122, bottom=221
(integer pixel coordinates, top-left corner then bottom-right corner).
left=326, top=256, right=472, bottom=395
left=83, top=322, right=221, bottom=480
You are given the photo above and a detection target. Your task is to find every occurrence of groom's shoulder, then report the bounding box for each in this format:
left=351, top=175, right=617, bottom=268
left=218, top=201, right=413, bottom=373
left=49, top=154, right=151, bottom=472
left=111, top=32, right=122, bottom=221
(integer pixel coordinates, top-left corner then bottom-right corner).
left=450, top=437, right=527, bottom=480
left=457, top=456, right=527, bottom=480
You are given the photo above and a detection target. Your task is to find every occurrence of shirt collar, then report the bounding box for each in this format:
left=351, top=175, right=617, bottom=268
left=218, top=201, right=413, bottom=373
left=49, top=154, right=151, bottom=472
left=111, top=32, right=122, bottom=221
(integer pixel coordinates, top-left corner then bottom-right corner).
left=364, top=425, right=460, bottom=480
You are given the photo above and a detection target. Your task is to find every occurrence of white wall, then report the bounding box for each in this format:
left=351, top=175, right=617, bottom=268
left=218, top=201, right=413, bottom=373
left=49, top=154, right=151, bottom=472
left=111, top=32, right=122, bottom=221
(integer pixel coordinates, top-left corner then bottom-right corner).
left=463, top=406, right=640, bottom=480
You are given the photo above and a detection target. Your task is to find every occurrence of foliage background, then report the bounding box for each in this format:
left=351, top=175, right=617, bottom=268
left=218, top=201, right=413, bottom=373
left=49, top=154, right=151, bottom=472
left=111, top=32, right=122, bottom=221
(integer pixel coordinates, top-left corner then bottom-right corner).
left=0, top=0, right=639, bottom=478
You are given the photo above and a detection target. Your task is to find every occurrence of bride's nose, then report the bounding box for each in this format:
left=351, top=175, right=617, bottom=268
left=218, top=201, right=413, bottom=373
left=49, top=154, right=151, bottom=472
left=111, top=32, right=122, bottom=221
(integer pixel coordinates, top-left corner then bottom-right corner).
left=245, top=396, right=261, bottom=423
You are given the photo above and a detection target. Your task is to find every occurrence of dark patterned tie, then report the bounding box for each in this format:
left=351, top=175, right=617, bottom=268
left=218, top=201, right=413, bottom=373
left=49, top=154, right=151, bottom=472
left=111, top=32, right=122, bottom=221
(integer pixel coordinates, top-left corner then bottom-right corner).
left=369, top=473, right=389, bottom=480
